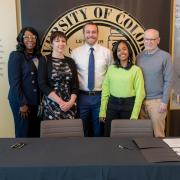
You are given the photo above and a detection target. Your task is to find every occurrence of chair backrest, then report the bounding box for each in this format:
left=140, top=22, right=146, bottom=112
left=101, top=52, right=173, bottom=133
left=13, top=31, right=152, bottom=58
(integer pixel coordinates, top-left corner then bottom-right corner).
left=111, top=119, right=153, bottom=137
left=40, top=119, right=84, bottom=137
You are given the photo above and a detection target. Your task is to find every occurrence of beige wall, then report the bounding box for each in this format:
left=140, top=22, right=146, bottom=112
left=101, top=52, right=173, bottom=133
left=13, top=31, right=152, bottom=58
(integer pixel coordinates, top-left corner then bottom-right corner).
left=0, top=0, right=19, bottom=137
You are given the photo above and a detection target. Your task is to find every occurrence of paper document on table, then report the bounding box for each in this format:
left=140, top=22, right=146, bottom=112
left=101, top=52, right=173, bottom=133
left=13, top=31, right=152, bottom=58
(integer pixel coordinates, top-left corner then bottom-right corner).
left=172, top=147, right=180, bottom=152
left=163, top=138, right=180, bottom=148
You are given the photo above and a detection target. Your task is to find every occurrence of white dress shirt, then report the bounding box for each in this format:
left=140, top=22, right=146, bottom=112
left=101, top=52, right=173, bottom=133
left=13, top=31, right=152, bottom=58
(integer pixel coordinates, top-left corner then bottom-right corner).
left=71, top=43, right=112, bottom=91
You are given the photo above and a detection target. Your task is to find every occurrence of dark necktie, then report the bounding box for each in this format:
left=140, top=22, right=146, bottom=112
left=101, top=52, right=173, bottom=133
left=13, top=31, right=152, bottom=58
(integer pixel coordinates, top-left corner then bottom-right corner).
left=88, top=47, right=95, bottom=91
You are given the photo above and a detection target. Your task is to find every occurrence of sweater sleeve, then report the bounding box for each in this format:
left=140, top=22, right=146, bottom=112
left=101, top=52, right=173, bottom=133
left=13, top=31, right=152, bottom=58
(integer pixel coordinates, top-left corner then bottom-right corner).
left=162, top=53, right=173, bottom=104
left=8, top=51, right=28, bottom=106
left=130, top=67, right=145, bottom=120
left=38, top=56, right=54, bottom=96
left=99, top=68, right=110, bottom=117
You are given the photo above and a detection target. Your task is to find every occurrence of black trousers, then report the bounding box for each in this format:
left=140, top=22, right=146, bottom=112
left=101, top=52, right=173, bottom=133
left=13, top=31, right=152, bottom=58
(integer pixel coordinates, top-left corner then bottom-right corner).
left=104, top=95, right=135, bottom=137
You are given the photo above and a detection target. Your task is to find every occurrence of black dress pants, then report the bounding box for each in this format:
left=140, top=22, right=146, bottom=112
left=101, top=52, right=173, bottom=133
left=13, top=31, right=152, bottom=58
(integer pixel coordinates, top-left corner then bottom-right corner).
left=104, top=95, right=135, bottom=137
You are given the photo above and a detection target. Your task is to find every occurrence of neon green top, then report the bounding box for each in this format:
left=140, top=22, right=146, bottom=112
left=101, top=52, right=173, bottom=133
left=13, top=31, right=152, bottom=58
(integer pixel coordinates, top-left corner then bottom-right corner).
left=99, top=65, right=145, bottom=119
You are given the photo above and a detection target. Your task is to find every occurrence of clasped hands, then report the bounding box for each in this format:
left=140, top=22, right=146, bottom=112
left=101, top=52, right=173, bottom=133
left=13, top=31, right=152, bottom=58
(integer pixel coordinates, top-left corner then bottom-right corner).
left=58, top=99, right=74, bottom=112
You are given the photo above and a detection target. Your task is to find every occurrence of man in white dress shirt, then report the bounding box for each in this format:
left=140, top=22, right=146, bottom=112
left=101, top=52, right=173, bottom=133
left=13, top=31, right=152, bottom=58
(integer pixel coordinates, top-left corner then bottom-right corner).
left=71, top=21, right=112, bottom=137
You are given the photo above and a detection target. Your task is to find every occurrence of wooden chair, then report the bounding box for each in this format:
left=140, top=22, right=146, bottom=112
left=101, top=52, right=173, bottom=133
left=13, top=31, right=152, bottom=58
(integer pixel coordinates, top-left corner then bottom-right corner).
left=111, top=119, right=153, bottom=137
left=40, top=119, right=84, bottom=137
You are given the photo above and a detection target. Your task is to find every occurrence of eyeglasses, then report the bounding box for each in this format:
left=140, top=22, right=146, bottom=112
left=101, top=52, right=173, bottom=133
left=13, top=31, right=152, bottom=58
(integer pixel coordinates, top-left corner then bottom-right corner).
left=144, top=38, right=158, bottom=42
left=23, top=35, right=37, bottom=40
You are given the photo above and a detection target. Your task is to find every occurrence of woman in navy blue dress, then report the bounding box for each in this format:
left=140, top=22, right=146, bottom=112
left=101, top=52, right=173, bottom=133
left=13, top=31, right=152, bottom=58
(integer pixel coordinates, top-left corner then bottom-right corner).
left=8, top=27, right=41, bottom=137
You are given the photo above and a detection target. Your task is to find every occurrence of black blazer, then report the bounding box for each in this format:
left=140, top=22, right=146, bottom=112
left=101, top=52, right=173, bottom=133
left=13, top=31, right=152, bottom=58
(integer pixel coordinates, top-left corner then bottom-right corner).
left=8, top=51, right=40, bottom=106
left=38, top=54, right=79, bottom=96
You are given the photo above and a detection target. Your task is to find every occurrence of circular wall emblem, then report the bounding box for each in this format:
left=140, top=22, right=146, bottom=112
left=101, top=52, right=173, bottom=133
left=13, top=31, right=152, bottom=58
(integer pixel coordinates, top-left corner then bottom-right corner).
left=41, top=4, right=145, bottom=60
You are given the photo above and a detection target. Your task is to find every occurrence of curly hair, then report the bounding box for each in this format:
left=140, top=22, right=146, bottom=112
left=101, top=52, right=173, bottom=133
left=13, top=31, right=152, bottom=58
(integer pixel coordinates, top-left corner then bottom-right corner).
left=16, top=27, right=41, bottom=56
left=112, top=40, right=133, bottom=68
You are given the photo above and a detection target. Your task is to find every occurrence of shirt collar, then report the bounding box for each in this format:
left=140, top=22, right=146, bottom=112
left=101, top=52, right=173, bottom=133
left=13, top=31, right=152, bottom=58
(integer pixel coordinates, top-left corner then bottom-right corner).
left=144, top=47, right=159, bottom=55
left=85, top=43, right=98, bottom=52
left=118, top=61, right=132, bottom=70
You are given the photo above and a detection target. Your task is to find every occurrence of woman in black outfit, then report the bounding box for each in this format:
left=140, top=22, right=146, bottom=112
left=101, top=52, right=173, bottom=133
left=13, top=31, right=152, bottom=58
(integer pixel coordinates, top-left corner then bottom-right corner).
left=8, top=27, right=41, bottom=137
left=38, top=31, right=78, bottom=120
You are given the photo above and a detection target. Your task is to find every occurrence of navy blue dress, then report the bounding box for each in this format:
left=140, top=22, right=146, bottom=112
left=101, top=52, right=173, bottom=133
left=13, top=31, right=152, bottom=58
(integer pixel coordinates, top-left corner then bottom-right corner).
left=8, top=51, right=41, bottom=137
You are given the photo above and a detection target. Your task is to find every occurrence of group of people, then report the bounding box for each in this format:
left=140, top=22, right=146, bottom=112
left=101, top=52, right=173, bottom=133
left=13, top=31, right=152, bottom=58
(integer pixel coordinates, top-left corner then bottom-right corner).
left=8, top=21, right=173, bottom=138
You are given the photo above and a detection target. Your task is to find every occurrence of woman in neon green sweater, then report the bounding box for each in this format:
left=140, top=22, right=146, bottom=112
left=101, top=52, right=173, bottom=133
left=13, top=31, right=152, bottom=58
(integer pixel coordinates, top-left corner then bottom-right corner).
left=99, top=40, right=145, bottom=137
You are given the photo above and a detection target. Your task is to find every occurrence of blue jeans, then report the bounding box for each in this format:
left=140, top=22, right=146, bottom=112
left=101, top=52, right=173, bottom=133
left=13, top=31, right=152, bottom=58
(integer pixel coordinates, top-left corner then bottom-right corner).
left=77, top=94, right=101, bottom=137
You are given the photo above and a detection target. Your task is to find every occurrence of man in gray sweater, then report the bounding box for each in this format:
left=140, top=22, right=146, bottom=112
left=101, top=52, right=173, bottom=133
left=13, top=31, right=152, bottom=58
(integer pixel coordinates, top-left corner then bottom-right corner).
left=136, top=29, right=173, bottom=137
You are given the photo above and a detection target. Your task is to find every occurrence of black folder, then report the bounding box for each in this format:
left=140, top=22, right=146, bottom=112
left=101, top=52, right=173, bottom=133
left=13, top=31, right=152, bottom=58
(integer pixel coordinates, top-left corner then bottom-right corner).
left=133, top=137, right=166, bottom=149
left=133, top=137, right=180, bottom=163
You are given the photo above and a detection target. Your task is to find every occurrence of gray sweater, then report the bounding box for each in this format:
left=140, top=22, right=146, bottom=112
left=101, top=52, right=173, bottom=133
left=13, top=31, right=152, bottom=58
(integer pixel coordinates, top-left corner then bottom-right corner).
left=136, top=48, right=173, bottom=104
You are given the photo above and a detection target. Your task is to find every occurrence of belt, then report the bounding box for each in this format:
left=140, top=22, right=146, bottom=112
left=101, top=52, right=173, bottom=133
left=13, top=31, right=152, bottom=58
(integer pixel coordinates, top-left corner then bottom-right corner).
left=79, top=90, right=101, bottom=96
left=109, top=95, right=135, bottom=102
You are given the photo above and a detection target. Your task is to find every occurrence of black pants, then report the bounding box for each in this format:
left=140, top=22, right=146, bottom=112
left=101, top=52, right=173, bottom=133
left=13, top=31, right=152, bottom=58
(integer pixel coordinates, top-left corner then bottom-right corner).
left=104, top=95, right=135, bottom=137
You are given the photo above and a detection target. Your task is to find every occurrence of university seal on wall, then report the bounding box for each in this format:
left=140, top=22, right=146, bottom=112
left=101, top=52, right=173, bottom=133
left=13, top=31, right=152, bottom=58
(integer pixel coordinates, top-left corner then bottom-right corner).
left=41, top=4, right=145, bottom=60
